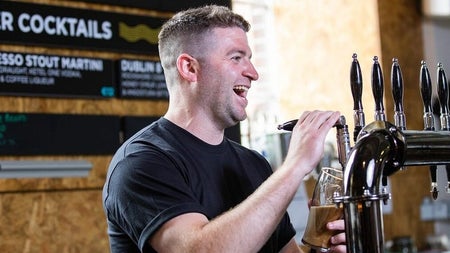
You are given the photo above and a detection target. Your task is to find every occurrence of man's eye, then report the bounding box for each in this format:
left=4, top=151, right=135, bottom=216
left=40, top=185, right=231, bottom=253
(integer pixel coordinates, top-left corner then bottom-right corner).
left=232, top=56, right=242, bottom=61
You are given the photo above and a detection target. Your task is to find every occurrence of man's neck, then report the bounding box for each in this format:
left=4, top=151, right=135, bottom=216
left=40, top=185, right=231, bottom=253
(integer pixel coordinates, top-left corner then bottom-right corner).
left=163, top=113, right=225, bottom=145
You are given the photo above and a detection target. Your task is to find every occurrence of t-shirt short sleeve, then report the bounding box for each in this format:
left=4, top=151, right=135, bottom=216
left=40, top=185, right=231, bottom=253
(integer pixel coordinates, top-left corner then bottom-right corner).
left=104, top=148, right=208, bottom=252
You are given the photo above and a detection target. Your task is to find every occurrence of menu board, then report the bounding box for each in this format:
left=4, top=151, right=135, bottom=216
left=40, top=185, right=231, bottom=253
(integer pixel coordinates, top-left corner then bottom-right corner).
left=0, top=1, right=166, bottom=54
left=0, top=113, right=121, bottom=155
left=0, top=51, right=115, bottom=98
left=117, top=59, right=168, bottom=99
left=71, top=0, right=231, bottom=12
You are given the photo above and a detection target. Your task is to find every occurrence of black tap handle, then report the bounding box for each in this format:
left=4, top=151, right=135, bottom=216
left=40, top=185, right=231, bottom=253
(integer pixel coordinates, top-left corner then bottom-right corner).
left=437, top=63, right=450, bottom=197
left=371, top=56, right=386, bottom=121
left=420, top=62, right=434, bottom=118
left=391, top=58, right=406, bottom=130
left=277, top=119, right=297, bottom=131
left=420, top=61, right=435, bottom=131
left=391, top=58, right=404, bottom=113
left=350, top=53, right=365, bottom=141
left=421, top=61, right=438, bottom=199
left=437, top=63, right=449, bottom=115
left=350, top=53, right=363, bottom=111
left=420, top=61, right=433, bottom=115
left=437, top=63, right=450, bottom=130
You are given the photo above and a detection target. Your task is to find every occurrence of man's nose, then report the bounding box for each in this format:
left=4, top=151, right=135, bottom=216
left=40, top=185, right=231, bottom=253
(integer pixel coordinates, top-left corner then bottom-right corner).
left=244, top=62, right=259, bottom=81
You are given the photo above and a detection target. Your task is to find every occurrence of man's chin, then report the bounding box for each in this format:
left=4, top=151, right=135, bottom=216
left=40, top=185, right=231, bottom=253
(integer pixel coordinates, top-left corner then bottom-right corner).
left=225, top=116, right=246, bottom=128
left=235, top=114, right=247, bottom=123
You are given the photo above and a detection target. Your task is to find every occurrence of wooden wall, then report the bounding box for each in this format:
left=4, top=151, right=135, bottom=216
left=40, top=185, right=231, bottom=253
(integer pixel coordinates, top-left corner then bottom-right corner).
left=0, top=0, right=168, bottom=252
left=377, top=0, right=435, bottom=249
left=275, top=0, right=436, bottom=250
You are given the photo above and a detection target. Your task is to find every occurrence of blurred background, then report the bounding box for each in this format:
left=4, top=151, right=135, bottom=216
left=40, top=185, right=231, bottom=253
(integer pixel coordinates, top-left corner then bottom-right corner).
left=1, top=0, right=450, bottom=252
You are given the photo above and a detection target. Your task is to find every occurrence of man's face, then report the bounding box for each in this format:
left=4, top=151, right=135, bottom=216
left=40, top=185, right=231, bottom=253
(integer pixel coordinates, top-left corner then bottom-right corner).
left=196, top=27, right=259, bottom=128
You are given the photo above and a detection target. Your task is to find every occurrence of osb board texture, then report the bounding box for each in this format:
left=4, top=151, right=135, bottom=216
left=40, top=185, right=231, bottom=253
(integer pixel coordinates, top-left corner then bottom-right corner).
left=0, top=1, right=168, bottom=251
left=274, top=0, right=434, bottom=249
left=0, top=0, right=169, bottom=192
left=273, top=0, right=382, bottom=127
left=378, top=0, right=433, bottom=249
left=0, top=190, right=109, bottom=253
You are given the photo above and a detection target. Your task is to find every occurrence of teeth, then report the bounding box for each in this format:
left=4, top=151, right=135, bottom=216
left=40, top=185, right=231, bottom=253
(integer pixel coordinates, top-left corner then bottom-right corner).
left=233, top=85, right=248, bottom=92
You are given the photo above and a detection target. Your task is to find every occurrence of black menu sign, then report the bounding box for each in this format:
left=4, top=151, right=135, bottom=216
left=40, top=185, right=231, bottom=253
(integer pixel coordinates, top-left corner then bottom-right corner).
left=117, top=59, right=168, bottom=99
left=72, top=0, right=231, bottom=12
left=0, top=1, right=166, bottom=54
left=0, top=112, right=121, bottom=155
left=0, top=51, right=115, bottom=98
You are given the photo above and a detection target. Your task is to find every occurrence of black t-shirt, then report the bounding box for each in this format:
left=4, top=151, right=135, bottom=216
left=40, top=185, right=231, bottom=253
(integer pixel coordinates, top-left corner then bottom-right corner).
left=103, top=118, right=296, bottom=252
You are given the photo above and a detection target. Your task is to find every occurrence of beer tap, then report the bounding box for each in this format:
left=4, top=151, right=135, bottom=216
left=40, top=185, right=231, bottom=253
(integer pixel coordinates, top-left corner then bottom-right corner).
left=371, top=56, right=386, bottom=122
left=277, top=116, right=351, bottom=169
left=389, top=57, right=408, bottom=187
left=437, top=63, right=450, bottom=131
left=420, top=61, right=438, bottom=199
left=371, top=56, right=391, bottom=191
left=420, top=61, right=435, bottom=131
left=391, top=58, right=406, bottom=130
left=335, top=115, right=351, bottom=168
left=437, top=63, right=450, bottom=194
left=337, top=54, right=450, bottom=253
left=350, top=53, right=365, bottom=142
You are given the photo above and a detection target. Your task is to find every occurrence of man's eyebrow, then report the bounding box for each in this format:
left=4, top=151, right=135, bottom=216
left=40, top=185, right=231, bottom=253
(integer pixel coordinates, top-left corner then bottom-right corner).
left=228, top=49, right=252, bottom=58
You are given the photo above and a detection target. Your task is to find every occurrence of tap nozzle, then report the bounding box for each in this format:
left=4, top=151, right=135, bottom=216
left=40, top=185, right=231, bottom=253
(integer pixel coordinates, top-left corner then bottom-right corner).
left=430, top=165, right=439, bottom=200
left=446, top=165, right=450, bottom=194
left=431, top=181, right=439, bottom=200
left=335, top=115, right=351, bottom=168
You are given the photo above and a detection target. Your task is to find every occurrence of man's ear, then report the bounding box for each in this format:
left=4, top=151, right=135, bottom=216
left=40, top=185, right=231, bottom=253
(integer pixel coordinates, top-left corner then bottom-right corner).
left=176, top=53, right=199, bottom=82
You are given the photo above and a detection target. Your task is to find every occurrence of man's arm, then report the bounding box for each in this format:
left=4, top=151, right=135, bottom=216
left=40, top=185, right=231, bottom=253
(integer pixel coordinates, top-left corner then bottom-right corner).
left=150, top=111, right=341, bottom=253
left=280, top=238, right=302, bottom=253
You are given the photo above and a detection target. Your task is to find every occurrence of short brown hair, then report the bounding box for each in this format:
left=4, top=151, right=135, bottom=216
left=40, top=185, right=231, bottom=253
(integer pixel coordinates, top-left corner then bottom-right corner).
left=158, top=5, right=250, bottom=71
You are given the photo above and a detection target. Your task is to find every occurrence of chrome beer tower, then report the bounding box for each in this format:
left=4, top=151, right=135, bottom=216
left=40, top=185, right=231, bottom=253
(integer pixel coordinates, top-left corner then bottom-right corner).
left=334, top=54, right=450, bottom=253
left=277, top=54, right=450, bottom=252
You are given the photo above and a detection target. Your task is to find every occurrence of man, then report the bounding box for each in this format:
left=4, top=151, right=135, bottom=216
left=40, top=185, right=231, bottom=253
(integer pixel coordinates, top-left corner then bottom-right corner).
left=103, top=5, right=346, bottom=253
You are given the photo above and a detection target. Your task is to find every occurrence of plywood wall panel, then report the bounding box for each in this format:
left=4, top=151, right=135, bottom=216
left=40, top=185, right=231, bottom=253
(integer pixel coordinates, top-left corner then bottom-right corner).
left=0, top=190, right=108, bottom=253
left=273, top=0, right=435, bottom=249
left=0, top=0, right=169, bottom=193
left=274, top=0, right=382, bottom=126
left=378, top=0, right=433, bottom=249
left=0, top=96, right=168, bottom=115
left=0, top=0, right=170, bottom=251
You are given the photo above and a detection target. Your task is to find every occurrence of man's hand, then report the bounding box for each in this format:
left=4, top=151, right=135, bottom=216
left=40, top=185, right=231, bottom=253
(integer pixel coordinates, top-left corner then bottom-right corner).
left=327, top=219, right=346, bottom=253
left=283, top=110, right=341, bottom=177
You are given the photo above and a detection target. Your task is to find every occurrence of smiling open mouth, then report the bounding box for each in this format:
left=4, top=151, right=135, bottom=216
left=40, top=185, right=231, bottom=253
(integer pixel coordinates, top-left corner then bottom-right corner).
left=233, top=85, right=248, bottom=97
